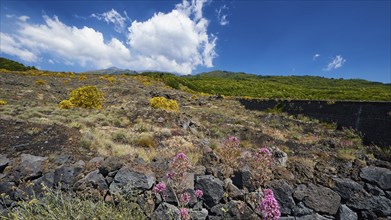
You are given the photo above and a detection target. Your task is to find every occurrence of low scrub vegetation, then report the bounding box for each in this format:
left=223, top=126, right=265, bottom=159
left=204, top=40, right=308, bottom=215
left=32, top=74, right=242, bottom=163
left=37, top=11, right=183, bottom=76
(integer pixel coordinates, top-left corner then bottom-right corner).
left=150, top=96, right=179, bottom=112
left=59, top=86, right=105, bottom=109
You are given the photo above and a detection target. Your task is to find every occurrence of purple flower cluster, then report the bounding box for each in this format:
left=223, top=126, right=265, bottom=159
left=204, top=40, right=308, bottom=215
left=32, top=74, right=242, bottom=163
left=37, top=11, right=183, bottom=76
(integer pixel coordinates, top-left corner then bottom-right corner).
left=153, top=182, right=166, bottom=194
left=195, top=189, right=203, bottom=198
left=254, top=147, right=273, bottom=167
left=180, top=208, right=190, bottom=220
left=180, top=192, right=191, bottom=205
left=170, top=152, right=191, bottom=179
left=258, top=189, right=281, bottom=220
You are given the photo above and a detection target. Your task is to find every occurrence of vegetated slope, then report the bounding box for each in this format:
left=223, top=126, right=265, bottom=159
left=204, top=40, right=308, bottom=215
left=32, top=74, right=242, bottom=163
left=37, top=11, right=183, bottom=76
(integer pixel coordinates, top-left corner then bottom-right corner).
left=84, top=67, right=138, bottom=75
left=140, top=70, right=391, bottom=101
left=0, top=57, right=37, bottom=71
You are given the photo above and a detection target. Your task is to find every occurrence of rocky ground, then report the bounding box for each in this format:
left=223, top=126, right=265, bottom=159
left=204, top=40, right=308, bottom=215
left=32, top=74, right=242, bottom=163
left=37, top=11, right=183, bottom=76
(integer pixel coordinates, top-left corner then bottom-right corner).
left=1, top=71, right=391, bottom=219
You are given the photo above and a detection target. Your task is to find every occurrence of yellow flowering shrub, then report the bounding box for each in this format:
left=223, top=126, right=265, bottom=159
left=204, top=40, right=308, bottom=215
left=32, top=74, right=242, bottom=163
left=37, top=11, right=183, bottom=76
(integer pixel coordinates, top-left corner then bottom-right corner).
left=68, top=86, right=104, bottom=109
left=150, top=96, right=179, bottom=112
left=79, top=75, right=87, bottom=80
left=0, top=100, right=7, bottom=105
left=58, top=100, right=74, bottom=109
left=35, top=79, right=46, bottom=85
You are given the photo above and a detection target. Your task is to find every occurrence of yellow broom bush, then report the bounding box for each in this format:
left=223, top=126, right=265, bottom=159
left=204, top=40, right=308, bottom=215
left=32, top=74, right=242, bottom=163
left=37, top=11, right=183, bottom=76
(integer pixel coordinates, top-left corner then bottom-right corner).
left=150, top=96, right=179, bottom=112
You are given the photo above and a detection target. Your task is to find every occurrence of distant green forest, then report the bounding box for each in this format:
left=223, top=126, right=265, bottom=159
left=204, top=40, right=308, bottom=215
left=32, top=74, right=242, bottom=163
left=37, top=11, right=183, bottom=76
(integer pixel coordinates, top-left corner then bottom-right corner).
left=139, top=71, right=391, bottom=101
left=0, top=57, right=37, bottom=71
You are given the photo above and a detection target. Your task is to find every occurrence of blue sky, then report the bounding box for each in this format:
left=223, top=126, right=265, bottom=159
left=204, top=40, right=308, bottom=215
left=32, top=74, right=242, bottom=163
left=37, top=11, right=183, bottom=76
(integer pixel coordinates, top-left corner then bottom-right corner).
left=0, top=0, right=390, bottom=83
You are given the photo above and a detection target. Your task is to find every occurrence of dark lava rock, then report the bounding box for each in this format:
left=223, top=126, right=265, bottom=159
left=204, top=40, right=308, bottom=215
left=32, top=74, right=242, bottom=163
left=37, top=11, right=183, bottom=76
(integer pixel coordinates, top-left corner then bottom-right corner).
left=293, top=183, right=341, bottom=215
left=0, top=155, right=11, bottom=173
left=98, top=157, right=123, bottom=176
left=195, top=175, right=224, bottom=208
left=332, top=177, right=365, bottom=201
left=360, top=166, right=391, bottom=190
left=226, top=200, right=255, bottom=219
left=337, top=205, right=357, bottom=220
left=296, top=213, right=332, bottom=220
left=232, top=167, right=256, bottom=192
left=365, top=183, right=385, bottom=196
left=226, top=180, right=244, bottom=200
left=293, top=202, right=314, bottom=217
left=74, top=169, right=108, bottom=198
left=54, top=163, right=84, bottom=190
left=19, top=154, right=48, bottom=180
left=347, top=193, right=391, bottom=217
left=150, top=202, right=180, bottom=220
left=109, top=167, right=155, bottom=194
left=0, top=182, right=15, bottom=198
left=190, top=208, right=208, bottom=220
left=269, top=179, right=295, bottom=215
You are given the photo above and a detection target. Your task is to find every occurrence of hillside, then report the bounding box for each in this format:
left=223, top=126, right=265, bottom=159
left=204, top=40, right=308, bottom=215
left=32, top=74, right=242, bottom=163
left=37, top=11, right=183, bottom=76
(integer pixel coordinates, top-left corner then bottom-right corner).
left=138, top=70, right=391, bottom=101
left=0, top=57, right=37, bottom=71
left=84, top=67, right=138, bottom=75
left=1, top=68, right=391, bottom=219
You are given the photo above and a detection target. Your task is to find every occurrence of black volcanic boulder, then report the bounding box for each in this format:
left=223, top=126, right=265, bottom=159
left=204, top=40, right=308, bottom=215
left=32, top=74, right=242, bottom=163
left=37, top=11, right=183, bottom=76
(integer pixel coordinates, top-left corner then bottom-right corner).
left=195, top=175, right=224, bottom=208
left=151, top=202, right=180, bottom=220
left=338, top=205, right=358, bottom=220
left=293, top=183, right=341, bottom=215
left=109, top=167, right=155, bottom=195
left=360, top=166, right=391, bottom=190
left=332, top=177, right=365, bottom=201
left=54, top=161, right=84, bottom=190
left=269, top=179, right=295, bottom=215
left=19, top=154, right=48, bottom=180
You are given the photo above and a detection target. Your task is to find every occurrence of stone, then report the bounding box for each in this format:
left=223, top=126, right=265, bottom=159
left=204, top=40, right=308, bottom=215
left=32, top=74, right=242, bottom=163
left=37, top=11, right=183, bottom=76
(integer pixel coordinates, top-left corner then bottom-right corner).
left=365, top=183, right=385, bottom=196
left=54, top=155, right=72, bottom=166
left=332, top=177, right=365, bottom=201
left=190, top=208, right=208, bottom=220
left=270, top=179, right=295, bottom=215
left=226, top=180, right=244, bottom=200
left=109, top=167, right=155, bottom=195
left=293, top=183, right=341, bottom=215
left=0, top=155, right=11, bottom=173
left=293, top=202, right=314, bottom=217
left=98, top=157, right=123, bottom=176
left=150, top=202, right=180, bottom=220
left=360, top=166, right=391, bottom=190
left=347, top=193, right=391, bottom=217
left=137, top=191, right=155, bottom=217
left=0, top=182, right=16, bottom=206
left=54, top=164, right=84, bottom=190
left=279, top=217, right=295, bottom=220
left=74, top=169, right=108, bottom=198
left=195, top=175, right=224, bottom=208
left=226, top=200, right=255, bottom=219
left=19, top=154, right=48, bottom=180
left=274, top=149, right=288, bottom=167
left=337, top=205, right=357, bottom=220
left=232, top=167, right=256, bottom=191
left=296, top=213, right=332, bottom=220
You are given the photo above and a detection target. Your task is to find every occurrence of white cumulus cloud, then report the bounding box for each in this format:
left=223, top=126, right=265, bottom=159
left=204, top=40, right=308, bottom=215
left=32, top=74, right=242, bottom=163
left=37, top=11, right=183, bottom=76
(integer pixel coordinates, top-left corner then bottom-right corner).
left=216, top=5, right=229, bottom=26
left=0, top=0, right=217, bottom=75
left=313, top=54, right=320, bottom=60
left=0, top=32, right=38, bottom=62
left=324, top=55, right=346, bottom=71
left=127, top=0, right=217, bottom=74
left=91, top=9, right=129, bottom=33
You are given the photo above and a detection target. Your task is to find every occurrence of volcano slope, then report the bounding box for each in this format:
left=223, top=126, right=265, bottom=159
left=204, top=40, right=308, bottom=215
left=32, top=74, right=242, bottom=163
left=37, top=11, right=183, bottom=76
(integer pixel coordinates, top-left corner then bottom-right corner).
left=1, top=70, right=390, bottom=219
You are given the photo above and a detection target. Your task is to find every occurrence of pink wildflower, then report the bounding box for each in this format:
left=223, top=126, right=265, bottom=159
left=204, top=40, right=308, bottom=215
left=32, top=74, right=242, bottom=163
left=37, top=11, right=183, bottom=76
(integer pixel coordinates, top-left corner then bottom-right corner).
left=259, top=148, right=272, bottom=157
left=180, top=192, right=191, bottom=205
left=180, top=208, right=190, bottom=220
left=153, top=182, right=166, bottom=194
left=195, top=189, right=203, bottom=199
left=258, top=188, right=281, bottom=220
